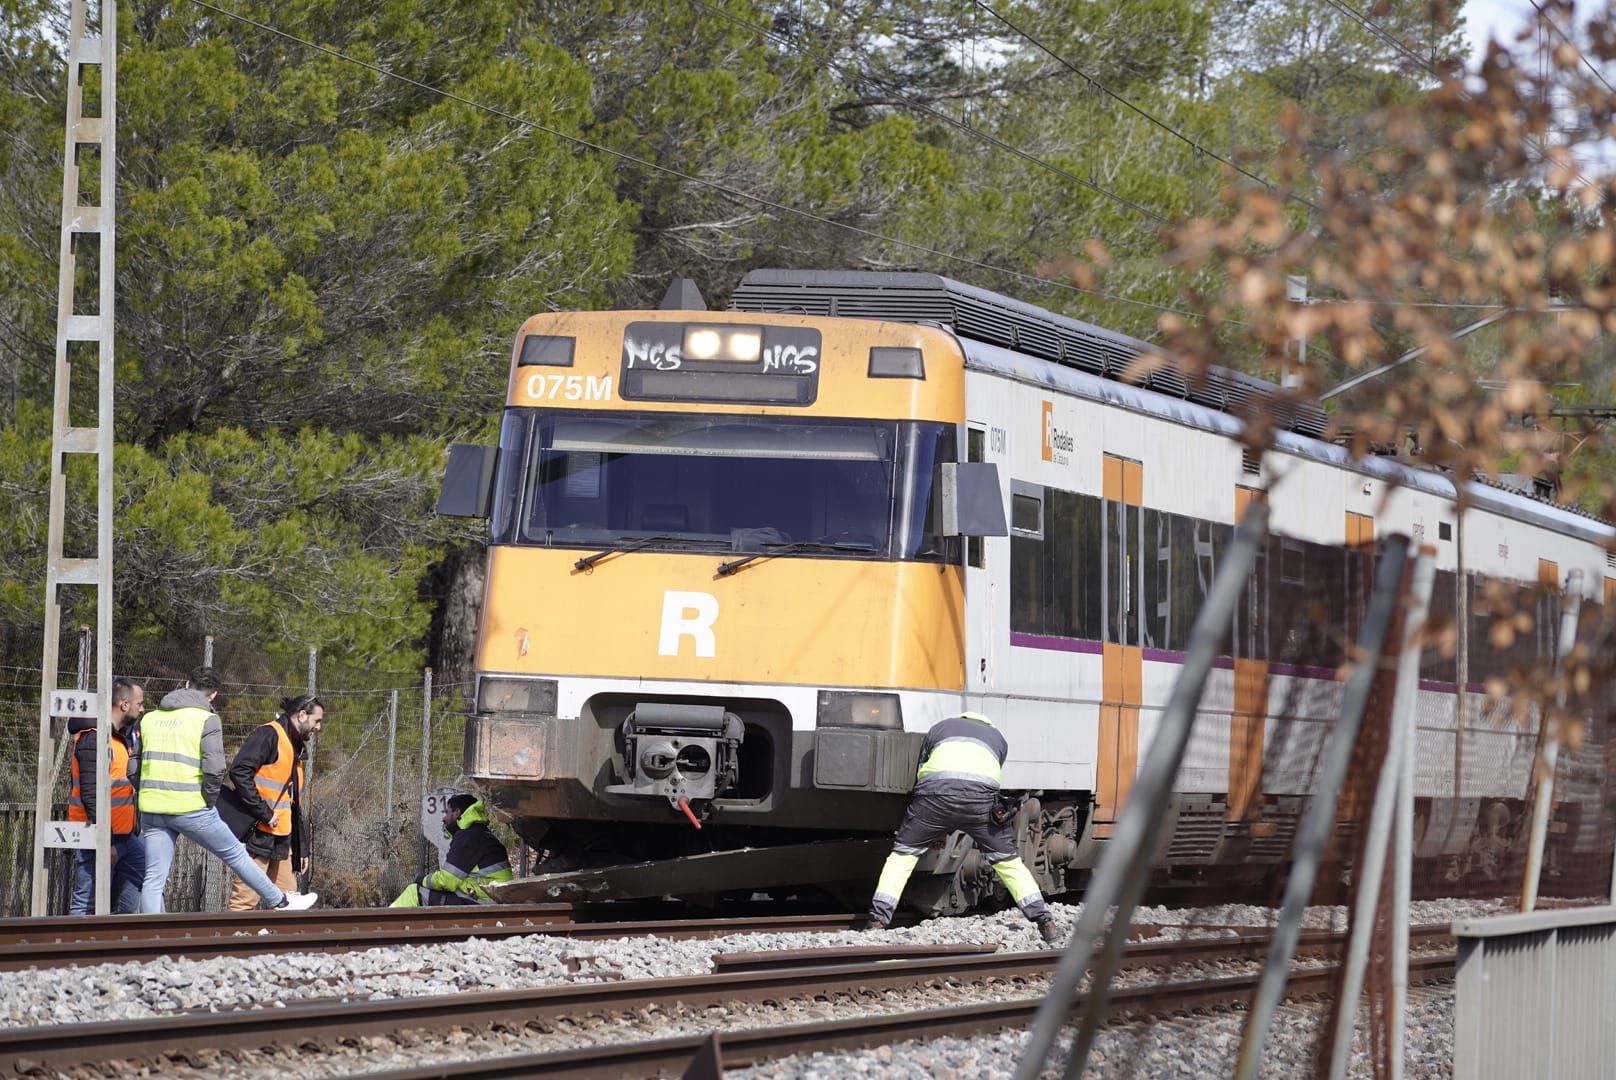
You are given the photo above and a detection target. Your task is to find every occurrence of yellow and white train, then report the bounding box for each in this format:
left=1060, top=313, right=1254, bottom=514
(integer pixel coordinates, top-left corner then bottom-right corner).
left=441, top=270, right=1615, bottom=911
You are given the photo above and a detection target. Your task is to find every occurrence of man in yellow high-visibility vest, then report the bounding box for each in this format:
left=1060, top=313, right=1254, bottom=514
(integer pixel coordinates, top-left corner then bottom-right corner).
left=865, top=712, right=1060, bottom=943
left=136, top=666, right=318, bottom=913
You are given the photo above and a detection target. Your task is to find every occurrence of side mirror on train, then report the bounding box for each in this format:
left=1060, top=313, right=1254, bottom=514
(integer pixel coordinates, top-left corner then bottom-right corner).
left=939, top=463, right=1008, bottom=537
left=437, top=443, right=498, bottom=518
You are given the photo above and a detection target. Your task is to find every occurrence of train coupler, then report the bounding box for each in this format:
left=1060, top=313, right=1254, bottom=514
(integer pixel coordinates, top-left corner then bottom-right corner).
left=606, top=702, right=745, bottom=804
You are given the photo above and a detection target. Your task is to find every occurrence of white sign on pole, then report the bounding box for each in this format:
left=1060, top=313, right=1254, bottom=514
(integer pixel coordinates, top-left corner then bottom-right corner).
left=421, top=786, right=465, bottom=865
left=41, top=820, right=95, bottom=849
left=48, top=690, right=98, bottom=718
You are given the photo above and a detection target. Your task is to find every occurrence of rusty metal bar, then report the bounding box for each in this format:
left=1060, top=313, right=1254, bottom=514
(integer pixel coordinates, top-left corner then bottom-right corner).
left=1234, top=533, right=1413, bottom=1080
left=1016, top=499, right=1269, bottom=1080
left=1326, top=547, right=1436, bottom=1080
left=712, top=942, right=997, bottom=973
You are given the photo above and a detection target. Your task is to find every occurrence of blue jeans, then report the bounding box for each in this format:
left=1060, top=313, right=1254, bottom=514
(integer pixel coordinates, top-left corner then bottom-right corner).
left=69, top=835, right=145, bottom=914
left=140, top=807, right=287, bottom=913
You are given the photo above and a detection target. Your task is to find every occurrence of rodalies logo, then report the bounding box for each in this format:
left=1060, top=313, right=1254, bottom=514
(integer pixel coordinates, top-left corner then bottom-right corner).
left=1041, top=401, right=1073, bottom=464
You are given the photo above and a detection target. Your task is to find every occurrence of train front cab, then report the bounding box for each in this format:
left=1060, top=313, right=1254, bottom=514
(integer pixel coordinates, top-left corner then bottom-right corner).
left=440, top=306, right=1010, bottom=862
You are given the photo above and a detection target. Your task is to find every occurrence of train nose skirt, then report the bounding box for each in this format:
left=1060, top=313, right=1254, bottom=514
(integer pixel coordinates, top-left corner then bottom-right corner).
left=490, top=838, right=892, bottom=903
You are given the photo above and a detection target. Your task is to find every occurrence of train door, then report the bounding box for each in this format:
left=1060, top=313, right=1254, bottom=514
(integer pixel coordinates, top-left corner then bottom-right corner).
left=964, top=424, right=993, bottom=693
left=1098, top=453, right=1143, bottom=821
left=1229, top=486, right=1269, bottom=822
left=1338, top=510, right=1378, bottom=822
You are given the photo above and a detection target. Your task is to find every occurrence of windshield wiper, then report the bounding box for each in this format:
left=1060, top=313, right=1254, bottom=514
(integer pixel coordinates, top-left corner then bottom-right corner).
left=716, top=539, right=877, bottom=577
left=573, top=535, right=681, bottom=572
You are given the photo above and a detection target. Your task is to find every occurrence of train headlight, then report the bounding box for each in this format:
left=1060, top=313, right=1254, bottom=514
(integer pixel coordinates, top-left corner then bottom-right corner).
left=682, top=324, right=763, bottom=362
left=816, top=691, right=902, bottom=730
left=476, top=677, right=558, bottom=716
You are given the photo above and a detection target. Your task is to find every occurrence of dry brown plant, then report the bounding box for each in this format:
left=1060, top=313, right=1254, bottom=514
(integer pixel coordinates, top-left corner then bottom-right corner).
left=1126, top=1, right=1616, bottom=736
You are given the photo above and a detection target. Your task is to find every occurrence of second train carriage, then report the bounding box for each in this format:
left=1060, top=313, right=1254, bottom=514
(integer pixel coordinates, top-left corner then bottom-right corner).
left=440, top=269, right=1616, bottom=911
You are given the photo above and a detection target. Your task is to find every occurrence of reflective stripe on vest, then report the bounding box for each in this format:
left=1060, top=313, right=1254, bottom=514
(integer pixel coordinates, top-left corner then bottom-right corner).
left=915, top=735, right=1003, bottom=785
left=67, top=730, right=137, bottom=834
left=138, top=706, right=212, bottom=814
left=251, top=722, right=300, bottom=837
left=442, top=860, right=514, bottom=902
left=444, top=860, right=514, bottom=882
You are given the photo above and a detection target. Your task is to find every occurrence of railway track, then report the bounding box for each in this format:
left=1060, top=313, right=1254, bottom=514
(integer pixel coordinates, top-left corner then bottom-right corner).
left=0, top=925, right=1454, bottom=1074
left=355, top=955, right=1460, bottom=1079
left=0, top=907, right=881, bottom=970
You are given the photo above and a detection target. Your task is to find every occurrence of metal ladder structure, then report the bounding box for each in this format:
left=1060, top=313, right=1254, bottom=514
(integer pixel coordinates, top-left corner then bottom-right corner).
left=29, top=0, right=117, bottom=916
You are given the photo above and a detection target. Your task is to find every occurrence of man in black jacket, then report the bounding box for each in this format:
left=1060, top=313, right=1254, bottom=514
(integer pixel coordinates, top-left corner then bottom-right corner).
left=218, top=694, right=323, bottom=910
left=390, top=795, right=514, bottom=906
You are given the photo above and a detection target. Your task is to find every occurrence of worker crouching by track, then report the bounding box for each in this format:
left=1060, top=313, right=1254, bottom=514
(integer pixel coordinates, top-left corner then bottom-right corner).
left=865, top=712, right=1061, bottom=944
left=391, top=794, right=514, bottom=906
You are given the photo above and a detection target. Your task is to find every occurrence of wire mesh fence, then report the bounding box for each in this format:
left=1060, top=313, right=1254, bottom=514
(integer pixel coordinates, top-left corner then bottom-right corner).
left=0, top=632, right=474, bottom=915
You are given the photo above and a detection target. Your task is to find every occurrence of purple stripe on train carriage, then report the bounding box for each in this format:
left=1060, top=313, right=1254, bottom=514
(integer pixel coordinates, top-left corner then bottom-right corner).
left=1008, top=633, right=1104, bottom=654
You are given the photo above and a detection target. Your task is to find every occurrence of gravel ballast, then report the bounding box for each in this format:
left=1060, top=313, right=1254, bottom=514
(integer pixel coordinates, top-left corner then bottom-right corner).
left=7, top=897, right=1510, bottom=1078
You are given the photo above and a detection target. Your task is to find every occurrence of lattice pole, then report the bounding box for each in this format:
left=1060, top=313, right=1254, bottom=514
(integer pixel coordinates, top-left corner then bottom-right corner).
left=30, top=0, right=116, bottom=916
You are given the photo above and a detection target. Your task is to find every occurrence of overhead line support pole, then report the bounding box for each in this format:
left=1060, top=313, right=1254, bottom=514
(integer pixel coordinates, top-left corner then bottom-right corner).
left=31, top=0, right=117, bottom=917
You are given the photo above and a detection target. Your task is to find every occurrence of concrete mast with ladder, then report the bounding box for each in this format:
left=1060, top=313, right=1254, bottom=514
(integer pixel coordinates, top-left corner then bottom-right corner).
left=30, top=0, right=117, bottom=916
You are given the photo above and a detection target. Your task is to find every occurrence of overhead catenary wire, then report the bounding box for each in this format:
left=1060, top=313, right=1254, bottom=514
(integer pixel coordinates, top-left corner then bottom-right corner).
left=1322, top=0, right=1597, bottom=191
left=1525, top=0, right=1616, bottom=96
left=967, top=0, right=1321, bottom=213
left=182, top=0, right=1208, bottom=323
left=687, top=0, right=1169, bottom=230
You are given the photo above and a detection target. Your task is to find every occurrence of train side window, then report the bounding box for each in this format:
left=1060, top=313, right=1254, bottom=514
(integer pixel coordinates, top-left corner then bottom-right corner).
left=1143, top=509, right=1171, bottom=650
left=1422, top=568, right=1458, bottom=686
left=1010, top=482, right=1043, bottom=538
left=1009, top=486, right=1102, bottom=640
left=967, top=427, right=986, bottom=568
left=1280, top=538, right=1307, bottom=585
left=489, top=410, right=531, bottom=544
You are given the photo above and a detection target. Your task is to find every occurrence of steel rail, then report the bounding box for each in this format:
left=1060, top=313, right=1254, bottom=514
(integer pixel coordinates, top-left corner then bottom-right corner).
left=0, top=926, right=1452, bottom=1073
left=0, top=904, right=577, bottom=946
left=0, top=912, right=878, bottom=970
left=0, top=907, right=1451, bottom=973
left=340, top=957, right=1464, bottom=1080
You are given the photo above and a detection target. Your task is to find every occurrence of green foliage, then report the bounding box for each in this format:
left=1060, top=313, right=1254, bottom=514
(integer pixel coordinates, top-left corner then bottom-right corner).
left=0, top=0, right=1475, bottom=678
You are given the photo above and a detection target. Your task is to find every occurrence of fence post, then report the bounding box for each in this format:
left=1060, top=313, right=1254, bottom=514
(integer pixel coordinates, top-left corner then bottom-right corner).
left=419, top=667, right=432, bottom=873
left=203, top=634, right=213, bottom=668
left=1520, top=570, right=1584, bottom=913
left=305, top=645, right=319, bottom=792
left=385, top=689, right=399, bottom=833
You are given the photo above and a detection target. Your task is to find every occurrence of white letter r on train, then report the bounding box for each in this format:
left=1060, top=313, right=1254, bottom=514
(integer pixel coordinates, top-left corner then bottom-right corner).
left=658, top=591, right=718, bottom=658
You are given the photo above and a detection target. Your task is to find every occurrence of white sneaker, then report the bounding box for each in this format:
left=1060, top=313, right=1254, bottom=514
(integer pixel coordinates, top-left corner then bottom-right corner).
left=275, top=890, right=318, bottom=911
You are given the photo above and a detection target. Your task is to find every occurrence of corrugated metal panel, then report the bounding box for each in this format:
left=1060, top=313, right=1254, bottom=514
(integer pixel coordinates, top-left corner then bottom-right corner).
left=1453, top=907, right=1616, bottom=1079
left=726, top=269, right=1331, bottom=438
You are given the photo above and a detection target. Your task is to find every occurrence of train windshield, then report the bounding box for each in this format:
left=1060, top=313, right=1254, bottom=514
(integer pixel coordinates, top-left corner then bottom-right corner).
left=490, top=409, right=955, bottom=562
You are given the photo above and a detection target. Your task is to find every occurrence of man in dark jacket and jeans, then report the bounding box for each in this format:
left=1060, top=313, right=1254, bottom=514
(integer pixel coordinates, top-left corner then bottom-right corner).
left=219, top=694, right=323, bottom=911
